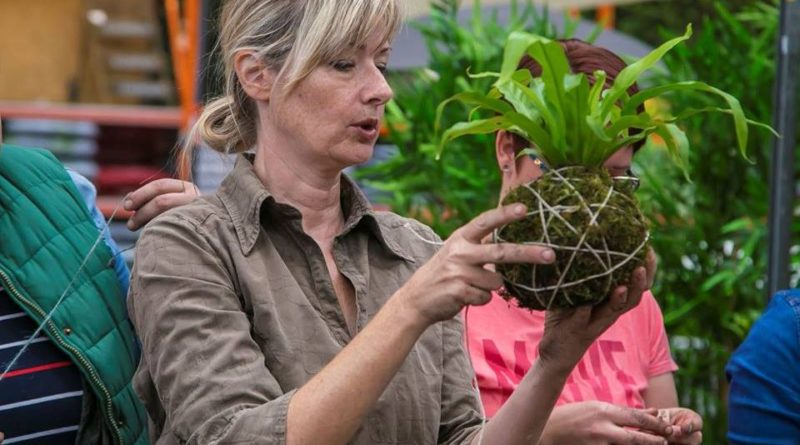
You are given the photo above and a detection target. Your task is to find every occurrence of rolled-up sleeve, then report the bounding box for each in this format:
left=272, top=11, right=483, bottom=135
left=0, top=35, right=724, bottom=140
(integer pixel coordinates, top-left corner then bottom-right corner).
left=438, top=316, right=483, bottom=444
left=129, top=214, right=293, bottom=444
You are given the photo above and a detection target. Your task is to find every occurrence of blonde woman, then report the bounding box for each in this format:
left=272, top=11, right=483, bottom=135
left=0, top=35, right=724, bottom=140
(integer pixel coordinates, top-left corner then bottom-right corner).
left=127, top=1, right=657, bottom=444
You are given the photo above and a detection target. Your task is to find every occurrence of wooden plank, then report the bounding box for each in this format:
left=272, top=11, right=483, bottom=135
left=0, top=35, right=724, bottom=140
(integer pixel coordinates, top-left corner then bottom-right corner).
left=0, top=0, right=84, bottom=102
left=0, top=102, right=182, bottom=128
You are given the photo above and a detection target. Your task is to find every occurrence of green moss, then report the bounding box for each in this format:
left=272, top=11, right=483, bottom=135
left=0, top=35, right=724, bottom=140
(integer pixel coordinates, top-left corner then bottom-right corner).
left=495, top=167, right=649, bottom=310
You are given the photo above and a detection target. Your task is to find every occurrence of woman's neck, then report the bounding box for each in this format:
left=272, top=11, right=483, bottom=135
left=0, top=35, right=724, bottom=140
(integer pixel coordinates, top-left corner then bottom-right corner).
left=253, top=144, right=345, bottom=243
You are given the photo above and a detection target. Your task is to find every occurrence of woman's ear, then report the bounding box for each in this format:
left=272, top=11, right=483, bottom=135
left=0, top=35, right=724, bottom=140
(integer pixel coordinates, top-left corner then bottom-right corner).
left=495, top=130, right=517, bottom=175
left=234, top=51, right=274, bottom=101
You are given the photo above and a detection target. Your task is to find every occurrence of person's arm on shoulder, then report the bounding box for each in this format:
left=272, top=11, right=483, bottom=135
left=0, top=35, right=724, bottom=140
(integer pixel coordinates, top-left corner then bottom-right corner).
left=727, top=291, right=800, bottom=445
left=124, top=178, right=200, bottom=230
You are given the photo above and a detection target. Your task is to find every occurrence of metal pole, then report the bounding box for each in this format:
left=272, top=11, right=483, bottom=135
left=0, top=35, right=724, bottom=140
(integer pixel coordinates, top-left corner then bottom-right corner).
left=767, top=0, right=800, bottom=298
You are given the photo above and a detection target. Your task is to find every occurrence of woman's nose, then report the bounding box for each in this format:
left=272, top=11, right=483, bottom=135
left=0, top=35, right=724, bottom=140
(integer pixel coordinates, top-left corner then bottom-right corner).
left=364, top=67, right=393, bottom=105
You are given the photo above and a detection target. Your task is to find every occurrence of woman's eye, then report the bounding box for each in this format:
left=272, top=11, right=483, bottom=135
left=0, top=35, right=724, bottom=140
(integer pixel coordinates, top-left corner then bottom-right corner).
left=332, top=60, right=355, bottom=72
left=376, top=64, right=388, bottom=74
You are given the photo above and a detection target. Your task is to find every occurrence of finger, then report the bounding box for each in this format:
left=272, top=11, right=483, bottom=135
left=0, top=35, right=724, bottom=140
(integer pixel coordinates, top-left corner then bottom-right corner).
left=671, top=411, right=703, bottom=438
left=469, top=242, right=556, bottom=265
left=679, top=431, right=702, bottom=445
left=466, top=268, right=505, bottom=292
left=607, top=427, right=668, bottom=445
left=127, top=192, right=195, bottom=231
left=459, top=204, right=529, bottom=243
left=587, top=286, right=629, bottom=331
left=668, top=431, right=703, bottom=445
left=607, top=406, right=672, bottom=437
left=124, top=178, right=198, bottom=211
left=461, top=284, right=493, bottom=307
left=622, top=267, right=648, bottom=311
left=645, top=248, right=657, bottom=289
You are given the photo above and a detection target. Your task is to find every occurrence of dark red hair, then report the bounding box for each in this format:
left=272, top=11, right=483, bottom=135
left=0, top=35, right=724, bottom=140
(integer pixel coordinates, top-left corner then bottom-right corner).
left=512, top=38, right=646, bottom=152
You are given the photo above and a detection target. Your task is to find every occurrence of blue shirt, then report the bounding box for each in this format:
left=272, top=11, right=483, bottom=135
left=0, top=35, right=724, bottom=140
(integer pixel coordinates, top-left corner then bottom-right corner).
left=727, top=289, right=800, bottom=445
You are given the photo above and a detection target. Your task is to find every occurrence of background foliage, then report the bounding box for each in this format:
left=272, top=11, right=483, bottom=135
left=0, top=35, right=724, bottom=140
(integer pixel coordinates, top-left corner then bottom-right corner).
left=358, top=0, right=591, bottom=234
left=630, top=1, right=797, bottom=442
left=363, top=0, right=797, bottom=443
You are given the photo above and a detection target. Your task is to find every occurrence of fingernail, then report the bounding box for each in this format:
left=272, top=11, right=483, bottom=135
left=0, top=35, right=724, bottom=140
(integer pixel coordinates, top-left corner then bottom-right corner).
left=665, top=425, right=673, bottom=435
left=514, top=204, right=526, bottom=215
left=541, top=249, right=555, bottom=263
left=124, top=199, right=133, bottom=210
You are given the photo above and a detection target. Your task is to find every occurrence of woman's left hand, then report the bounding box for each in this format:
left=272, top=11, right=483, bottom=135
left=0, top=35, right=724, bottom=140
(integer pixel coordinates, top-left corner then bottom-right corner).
left=538, top=264, right=651, bottom=373
left=658, top=408, right=703, bottom=445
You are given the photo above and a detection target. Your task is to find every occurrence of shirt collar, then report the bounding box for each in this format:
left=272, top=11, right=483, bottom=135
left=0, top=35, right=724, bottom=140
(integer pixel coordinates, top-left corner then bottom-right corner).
left=217, top=153, right=414, bottom=263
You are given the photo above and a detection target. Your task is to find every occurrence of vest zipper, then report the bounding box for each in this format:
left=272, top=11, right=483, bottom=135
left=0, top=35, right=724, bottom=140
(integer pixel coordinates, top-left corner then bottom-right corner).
left=0, top=268, right=124, bottom=445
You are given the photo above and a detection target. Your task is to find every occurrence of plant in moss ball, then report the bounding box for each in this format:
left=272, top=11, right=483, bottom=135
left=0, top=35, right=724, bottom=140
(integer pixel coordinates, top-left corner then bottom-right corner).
left=435, top=25, right=776, bottom=311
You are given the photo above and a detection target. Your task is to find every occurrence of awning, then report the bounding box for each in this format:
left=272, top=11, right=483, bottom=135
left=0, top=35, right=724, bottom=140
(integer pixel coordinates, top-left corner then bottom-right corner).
left=404, top=0, right=662, bottom=18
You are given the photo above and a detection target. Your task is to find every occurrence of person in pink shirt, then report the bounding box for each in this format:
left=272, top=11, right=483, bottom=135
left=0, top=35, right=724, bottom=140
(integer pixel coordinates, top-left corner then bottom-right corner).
left=465, top=39, right=703, bottom=445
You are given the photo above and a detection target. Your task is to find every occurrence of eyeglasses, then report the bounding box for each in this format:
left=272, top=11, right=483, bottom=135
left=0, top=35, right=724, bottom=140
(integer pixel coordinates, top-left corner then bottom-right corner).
left=612, top=169, right=641, bottom=192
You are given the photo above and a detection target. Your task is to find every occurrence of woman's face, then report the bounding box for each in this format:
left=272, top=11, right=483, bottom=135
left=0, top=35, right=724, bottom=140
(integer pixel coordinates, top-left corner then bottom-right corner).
left=264, top=33, right=393, bottom=173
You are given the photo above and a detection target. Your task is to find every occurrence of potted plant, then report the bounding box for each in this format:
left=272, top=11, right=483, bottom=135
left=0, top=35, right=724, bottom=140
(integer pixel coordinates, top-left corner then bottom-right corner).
left=436, top=25, right=776, bottom=310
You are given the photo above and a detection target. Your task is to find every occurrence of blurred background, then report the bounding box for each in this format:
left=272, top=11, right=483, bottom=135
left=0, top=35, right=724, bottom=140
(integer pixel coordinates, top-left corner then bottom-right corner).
left=0, top=0, right=796, bottom=442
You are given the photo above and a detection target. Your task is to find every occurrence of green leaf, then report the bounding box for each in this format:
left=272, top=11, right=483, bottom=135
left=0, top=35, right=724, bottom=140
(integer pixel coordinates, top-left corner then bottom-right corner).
left=652, top=123, right=691, bottom=178
left=624, top=80, right=772, bottom=161
left=499, top=32, right=553, bottom=83
left=433, top=92, right=513, bottom=135
left=721, top=218, right=752, bottom=234
left=598, top=24, right=693, bottom=119
left=437, top=117, right=509, bottom=158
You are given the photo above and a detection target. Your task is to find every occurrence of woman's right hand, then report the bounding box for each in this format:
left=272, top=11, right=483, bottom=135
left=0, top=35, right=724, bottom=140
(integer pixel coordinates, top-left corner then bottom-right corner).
left=396, top=203, right=556, bottom=326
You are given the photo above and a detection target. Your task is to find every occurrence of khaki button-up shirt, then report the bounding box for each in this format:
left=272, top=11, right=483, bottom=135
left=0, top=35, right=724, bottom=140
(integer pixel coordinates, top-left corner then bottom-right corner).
left=128, top=155, right=483, bottom=444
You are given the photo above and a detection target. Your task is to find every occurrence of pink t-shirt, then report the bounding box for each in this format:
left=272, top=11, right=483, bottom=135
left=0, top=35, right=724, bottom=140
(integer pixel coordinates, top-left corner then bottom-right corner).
left=464, top=290, right=678, bottom=417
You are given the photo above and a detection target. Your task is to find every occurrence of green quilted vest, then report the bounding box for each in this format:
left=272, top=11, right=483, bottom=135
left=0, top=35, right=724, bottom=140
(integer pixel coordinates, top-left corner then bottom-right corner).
left=0, top=145, right=148, bottom=445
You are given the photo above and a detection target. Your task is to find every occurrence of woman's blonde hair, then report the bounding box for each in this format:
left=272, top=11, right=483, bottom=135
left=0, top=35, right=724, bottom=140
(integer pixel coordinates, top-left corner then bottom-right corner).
left=188, top=0, right=403, bottom=156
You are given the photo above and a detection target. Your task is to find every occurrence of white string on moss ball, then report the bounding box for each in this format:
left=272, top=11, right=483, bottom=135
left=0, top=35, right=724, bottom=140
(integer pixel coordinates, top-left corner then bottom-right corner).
left=493, top=167, right=650, bottom=310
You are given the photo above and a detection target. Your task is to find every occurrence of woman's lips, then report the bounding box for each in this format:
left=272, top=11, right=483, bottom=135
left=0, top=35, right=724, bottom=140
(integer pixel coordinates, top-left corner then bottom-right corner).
left=351, top=119, right=379, bottom=142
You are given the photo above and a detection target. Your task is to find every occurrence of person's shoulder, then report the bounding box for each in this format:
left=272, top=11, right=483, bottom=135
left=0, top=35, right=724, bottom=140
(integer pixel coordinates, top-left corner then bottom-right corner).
left=0, top=144, right=64, bottom=176
left=0, top=144, right=56, bottom=162
left=728, top=289, right=800, bottom=373
left=151, top=193, right=229, bottom=226
left=752, top=289, right=800, bottom=342
left=139, top=194, right=233, bottom=246
left=768, top=289, right=800, bottom=318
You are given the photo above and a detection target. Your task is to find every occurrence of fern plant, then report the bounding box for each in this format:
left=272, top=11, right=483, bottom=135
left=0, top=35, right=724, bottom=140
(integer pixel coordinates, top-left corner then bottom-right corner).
left=436, top=25, right=775, bottom=310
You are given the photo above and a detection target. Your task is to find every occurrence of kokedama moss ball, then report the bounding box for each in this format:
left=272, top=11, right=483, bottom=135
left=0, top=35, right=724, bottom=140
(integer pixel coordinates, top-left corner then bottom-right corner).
left=495, top=166, right=649, bottom=310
